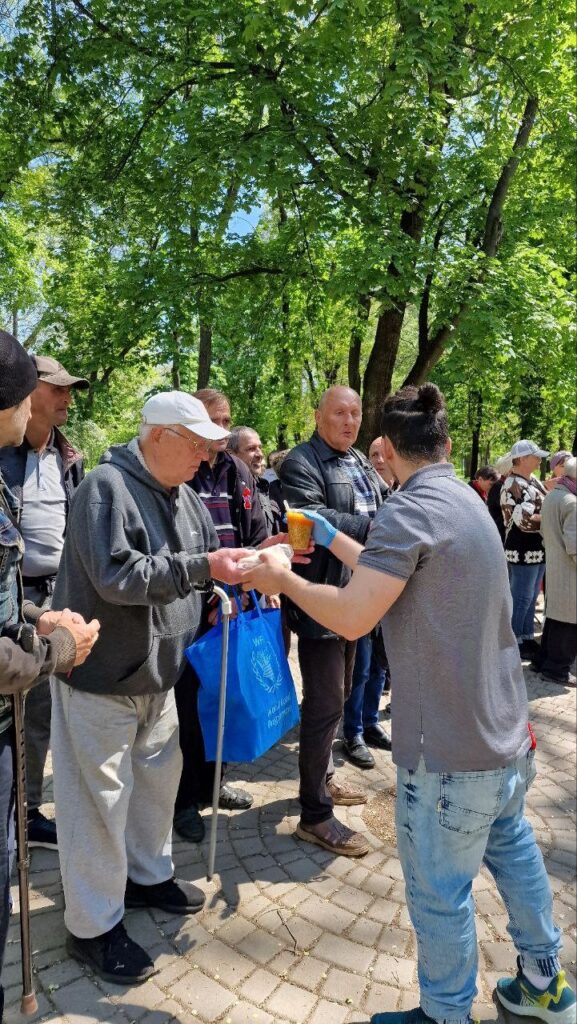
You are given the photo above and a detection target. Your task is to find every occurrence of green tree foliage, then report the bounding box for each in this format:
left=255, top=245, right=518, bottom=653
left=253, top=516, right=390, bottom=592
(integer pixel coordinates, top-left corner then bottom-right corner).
left=0, top=0, right=574, bottom=465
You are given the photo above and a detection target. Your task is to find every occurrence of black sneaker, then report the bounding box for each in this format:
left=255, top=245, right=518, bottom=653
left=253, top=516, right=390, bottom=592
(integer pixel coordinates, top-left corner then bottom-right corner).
left=27, top=810, right=58, bottom=850
left=519, top=639, right=540, bottom=660
left=125, top=876, right=205, bottom=915
left=541, top=670, right=577, bottom=688
left=66, top=921, right=156, bottom=985
left=173, top=805, right=205, bottom=843
left=218, top=784, right=253, bottom=810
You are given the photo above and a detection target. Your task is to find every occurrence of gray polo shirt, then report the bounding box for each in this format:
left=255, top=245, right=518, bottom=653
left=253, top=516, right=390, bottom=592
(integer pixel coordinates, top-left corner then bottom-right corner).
left=20, top=435, right=66, bottom=578
left=358, top=463, right=530, bottom=772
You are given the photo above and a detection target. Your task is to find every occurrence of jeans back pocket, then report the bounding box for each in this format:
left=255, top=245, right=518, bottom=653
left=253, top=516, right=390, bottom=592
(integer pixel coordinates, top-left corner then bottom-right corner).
left=439, top=769, right=505, bottom=835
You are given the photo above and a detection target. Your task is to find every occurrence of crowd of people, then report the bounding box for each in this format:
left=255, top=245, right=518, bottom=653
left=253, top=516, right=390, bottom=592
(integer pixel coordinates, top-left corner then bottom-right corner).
left=0, top=326, right=575, bottom=1024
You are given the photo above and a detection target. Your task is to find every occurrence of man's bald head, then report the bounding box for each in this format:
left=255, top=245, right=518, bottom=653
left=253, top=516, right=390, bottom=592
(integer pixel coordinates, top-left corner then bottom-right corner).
left=317, top=385, right=360, bottom=412
left=369, top=435, right=395, bottom=485
left=315, top=385, right=362, bottom=452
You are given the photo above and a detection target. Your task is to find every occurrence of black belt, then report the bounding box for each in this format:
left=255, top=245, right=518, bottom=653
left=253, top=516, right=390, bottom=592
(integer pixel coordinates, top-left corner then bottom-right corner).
left=22, top=575, right=56, bottom=596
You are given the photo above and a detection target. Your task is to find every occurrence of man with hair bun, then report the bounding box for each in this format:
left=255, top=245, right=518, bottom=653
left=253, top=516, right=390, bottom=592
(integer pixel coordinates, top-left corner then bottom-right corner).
left=242, top=382, right=574, bottom=1024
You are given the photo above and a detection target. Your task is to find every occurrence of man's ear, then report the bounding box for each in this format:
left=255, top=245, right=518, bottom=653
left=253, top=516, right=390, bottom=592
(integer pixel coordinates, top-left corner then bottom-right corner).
left=314, top=408, right=321, bottom=429
left=446, top=436, right=453, bottom=456
left=382, top=434, right=395, bottom=461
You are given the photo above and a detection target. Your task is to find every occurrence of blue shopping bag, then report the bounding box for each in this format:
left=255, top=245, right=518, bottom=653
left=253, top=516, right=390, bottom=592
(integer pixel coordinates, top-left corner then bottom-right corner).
left=185, top=595, right=300, bottom=763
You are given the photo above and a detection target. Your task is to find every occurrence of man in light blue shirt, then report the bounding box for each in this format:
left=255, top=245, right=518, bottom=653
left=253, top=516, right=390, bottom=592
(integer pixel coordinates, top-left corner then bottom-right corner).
left=0, top=355, right=88, bottom=849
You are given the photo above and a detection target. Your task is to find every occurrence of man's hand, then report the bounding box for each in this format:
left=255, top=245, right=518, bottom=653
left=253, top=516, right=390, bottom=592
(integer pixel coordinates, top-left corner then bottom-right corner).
left=207, top=548, right=253, bottom=585
left=240, top=550, right=290, bottom=597
left=257, top=532, right=314, bottom=564
left=37, top=608, right=86, bottom=636
left=63, top=619, right=101, bottom=666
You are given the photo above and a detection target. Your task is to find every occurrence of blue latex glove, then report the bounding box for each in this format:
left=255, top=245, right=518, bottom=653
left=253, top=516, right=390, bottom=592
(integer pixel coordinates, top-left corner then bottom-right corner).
left=293, top=509, right=337, bottom=548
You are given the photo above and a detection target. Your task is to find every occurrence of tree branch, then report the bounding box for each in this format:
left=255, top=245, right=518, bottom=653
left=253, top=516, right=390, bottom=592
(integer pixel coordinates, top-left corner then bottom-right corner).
left=404, top=94, right=539, bottom=385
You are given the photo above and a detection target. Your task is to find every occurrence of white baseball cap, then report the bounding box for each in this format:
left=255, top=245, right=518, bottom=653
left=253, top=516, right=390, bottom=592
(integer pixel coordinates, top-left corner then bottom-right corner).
left=494, top=452, right=513, bottom=476
left=141, top=391, right=230, bottom=440
left=510, top=440, right=549, bottom=459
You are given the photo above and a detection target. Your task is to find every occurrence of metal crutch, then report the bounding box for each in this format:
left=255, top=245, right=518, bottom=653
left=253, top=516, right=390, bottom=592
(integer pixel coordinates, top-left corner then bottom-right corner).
left=207, top=585, right=233, bottom=882
left=12, top=691, right=38, bottom=1015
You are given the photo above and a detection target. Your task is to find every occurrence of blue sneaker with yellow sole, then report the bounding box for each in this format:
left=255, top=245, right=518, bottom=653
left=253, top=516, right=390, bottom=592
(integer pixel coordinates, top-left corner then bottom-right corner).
left=496, top=959, right=576, bottom=1024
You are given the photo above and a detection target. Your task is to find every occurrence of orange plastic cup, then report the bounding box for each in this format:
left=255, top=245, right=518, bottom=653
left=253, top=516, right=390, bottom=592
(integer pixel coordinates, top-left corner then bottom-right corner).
left=286, top=510, right=313, bottom=552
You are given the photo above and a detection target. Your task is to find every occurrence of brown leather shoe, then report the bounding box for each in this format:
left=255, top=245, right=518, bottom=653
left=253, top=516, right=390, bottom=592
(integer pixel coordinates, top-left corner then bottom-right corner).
left=327, top=778, right=367, bottom=806
left=295, top=817, right=370, bottom=857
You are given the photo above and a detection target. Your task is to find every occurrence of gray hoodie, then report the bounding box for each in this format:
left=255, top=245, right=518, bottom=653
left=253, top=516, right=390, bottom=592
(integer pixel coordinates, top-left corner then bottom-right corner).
left=53, top=439, right=218, bottom=696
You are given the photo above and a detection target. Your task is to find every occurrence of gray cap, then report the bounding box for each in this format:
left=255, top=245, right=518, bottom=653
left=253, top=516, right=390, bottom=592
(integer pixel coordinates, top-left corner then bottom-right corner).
left=33, top=355, right=89, bottom=389
left=510, top=440, right=549, bottom=459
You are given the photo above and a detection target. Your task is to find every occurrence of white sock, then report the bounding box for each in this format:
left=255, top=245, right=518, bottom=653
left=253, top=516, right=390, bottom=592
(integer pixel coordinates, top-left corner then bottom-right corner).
left=522, top=967, right=553, bottom=991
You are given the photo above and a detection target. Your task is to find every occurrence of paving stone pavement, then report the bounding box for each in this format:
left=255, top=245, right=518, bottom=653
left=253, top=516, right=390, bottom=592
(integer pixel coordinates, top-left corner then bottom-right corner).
left=3, top=664, right=576, bottom=1024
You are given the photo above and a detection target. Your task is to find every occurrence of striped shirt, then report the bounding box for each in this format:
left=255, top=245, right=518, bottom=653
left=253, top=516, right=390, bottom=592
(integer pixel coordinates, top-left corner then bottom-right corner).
left=190, top=454, right=240, bottom=549
left=339, top=453, right=379, bottom=519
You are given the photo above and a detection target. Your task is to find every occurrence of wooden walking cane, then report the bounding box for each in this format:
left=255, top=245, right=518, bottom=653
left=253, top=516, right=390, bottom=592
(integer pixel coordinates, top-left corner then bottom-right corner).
left=11, top=691, right=38, bottom=1016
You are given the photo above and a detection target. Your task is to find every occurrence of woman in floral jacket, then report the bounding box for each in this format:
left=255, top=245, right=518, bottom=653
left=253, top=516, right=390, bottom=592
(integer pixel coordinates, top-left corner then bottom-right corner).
left=500, top=440, right=548, bottom=659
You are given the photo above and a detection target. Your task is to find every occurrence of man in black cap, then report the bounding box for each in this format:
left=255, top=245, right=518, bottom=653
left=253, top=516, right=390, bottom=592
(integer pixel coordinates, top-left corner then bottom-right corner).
left=0, top=331, right=99, bottom=1021
left=0, top=355, right=89, bottom=850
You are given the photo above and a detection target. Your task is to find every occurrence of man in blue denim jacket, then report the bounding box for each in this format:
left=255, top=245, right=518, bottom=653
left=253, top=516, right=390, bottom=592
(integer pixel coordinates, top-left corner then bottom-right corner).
left=243, top=383, right=575, bottom=1024
left=0, top=331, right=99, bottom=1023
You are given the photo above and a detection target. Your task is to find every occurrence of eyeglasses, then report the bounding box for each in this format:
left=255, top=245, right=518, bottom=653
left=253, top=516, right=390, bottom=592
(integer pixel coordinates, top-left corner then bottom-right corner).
left=163, top=428, right=209, bottom=454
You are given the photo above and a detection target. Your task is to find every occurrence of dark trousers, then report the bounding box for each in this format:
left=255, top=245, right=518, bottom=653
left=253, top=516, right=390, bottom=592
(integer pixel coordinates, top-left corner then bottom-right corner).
left=297, top=636, right=356, bottom=826
left=22, top=588, right=52, bottom=813
left=174, top=664, right=226, bottom=811
left=535, top=618, right=577, bottom=682
left=24, top=679, right=51, bottom=813
left=0, top=729, right=15, bottom=1022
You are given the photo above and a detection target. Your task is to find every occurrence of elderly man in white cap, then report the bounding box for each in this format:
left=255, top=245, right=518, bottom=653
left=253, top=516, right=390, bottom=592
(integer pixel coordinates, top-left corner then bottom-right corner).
left=51, top=392, right=251, bottom=986
left=500, top=440, right=549, bottom=659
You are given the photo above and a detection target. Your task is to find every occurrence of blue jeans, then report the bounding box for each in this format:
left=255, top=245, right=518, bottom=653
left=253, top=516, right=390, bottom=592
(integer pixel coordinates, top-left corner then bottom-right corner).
left=396, top=752, right=561, bottom=1023
left=508, top=563, right=545, bottom=642
left=343, top=634, right=386, bottom=741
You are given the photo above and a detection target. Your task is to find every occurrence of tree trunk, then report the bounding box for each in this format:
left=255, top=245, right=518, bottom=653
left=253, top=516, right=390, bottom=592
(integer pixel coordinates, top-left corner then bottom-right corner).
left=348, top=294, right=371, bottom=394
left=359, top=303, right=406, bottom=449
left=171, top=332, right=181, bottom=389
left=469, top=390, right=483, bottom=478
left=197, top=320, right=212, bottom=389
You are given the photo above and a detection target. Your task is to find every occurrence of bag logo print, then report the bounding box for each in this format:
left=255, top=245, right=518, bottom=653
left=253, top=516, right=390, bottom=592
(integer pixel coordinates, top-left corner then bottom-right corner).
left=250, top=635, right=283, bottom=694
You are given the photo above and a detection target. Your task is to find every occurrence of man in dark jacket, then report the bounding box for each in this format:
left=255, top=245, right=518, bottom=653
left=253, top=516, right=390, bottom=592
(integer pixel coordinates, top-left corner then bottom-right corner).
left=228, top=426, right=284, bottom=537
left=0, top=331, right=98, bottom=1021
left=173, top=391, right=269, bottom=844
left=0, top=355, right=88, bottom=850
left=279, top=386, right=388, bottom=857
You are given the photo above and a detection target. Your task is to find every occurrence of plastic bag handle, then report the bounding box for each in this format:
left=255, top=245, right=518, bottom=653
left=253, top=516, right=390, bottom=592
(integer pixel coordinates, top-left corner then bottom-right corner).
left=215, top=587, right=261, bottom=625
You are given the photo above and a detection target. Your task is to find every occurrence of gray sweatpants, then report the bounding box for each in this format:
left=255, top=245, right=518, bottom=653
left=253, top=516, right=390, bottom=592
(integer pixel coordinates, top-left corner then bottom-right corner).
left=50, top=682, right=182, bottom=939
